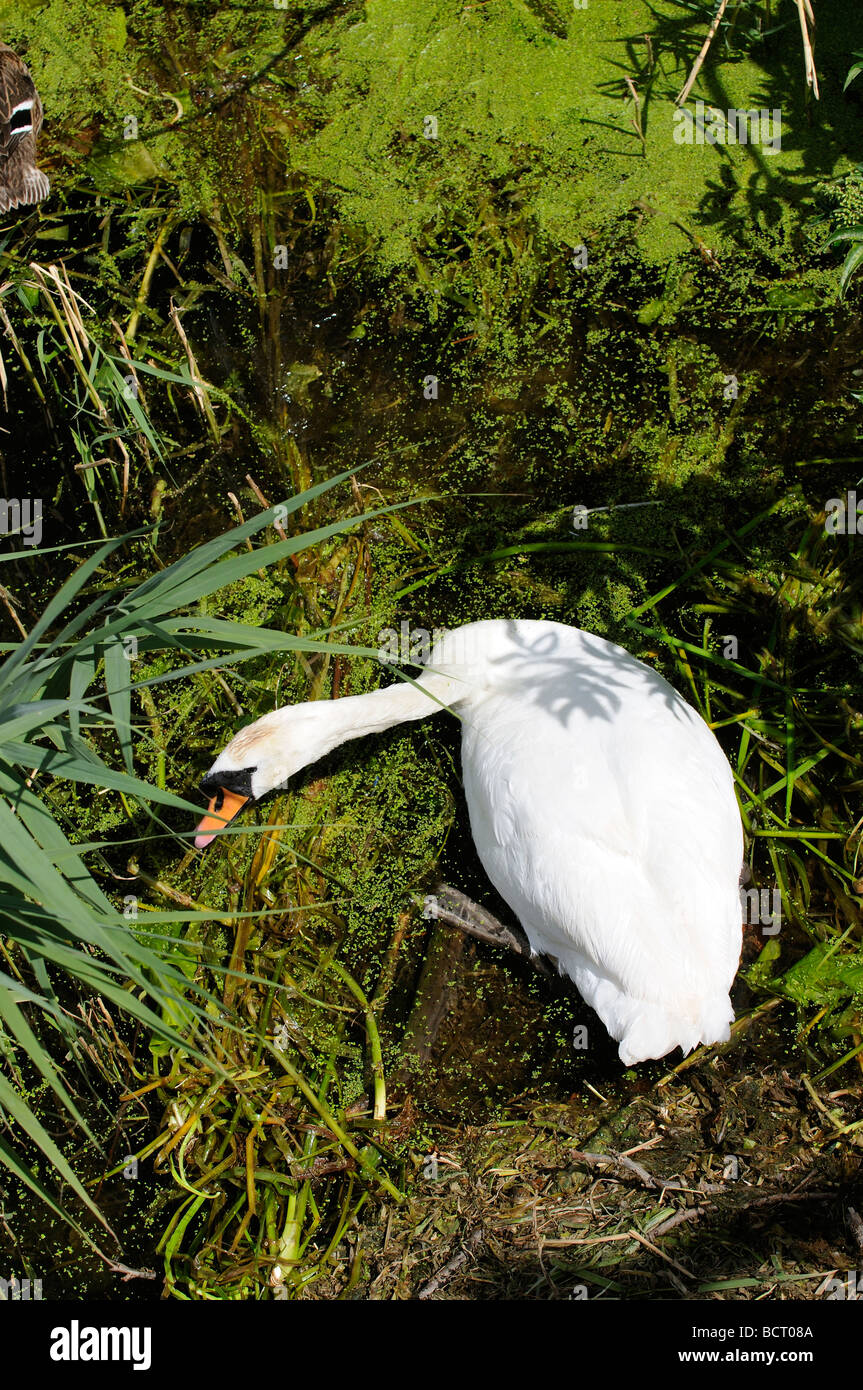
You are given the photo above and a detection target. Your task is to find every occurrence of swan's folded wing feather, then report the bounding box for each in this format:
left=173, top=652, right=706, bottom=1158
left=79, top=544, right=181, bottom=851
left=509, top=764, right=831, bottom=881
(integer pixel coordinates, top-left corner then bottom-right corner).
left=462, top=689, right=743, bottom=1010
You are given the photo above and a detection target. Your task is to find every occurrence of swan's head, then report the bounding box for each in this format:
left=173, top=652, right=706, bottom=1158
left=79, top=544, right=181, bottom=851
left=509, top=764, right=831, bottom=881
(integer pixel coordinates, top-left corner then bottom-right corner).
left=195, top=765, right=258, bottom=849
left=194, top=705, right=319, bottom=849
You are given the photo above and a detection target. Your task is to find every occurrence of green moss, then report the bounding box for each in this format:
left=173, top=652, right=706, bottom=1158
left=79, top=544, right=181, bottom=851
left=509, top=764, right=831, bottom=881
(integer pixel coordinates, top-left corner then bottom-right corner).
left=292, top=0, right=862, bottom=278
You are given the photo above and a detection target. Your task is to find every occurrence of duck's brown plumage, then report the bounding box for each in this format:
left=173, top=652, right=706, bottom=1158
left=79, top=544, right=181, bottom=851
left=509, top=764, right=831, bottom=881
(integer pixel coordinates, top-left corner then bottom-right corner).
left=0, top=44, right=49, bottom=213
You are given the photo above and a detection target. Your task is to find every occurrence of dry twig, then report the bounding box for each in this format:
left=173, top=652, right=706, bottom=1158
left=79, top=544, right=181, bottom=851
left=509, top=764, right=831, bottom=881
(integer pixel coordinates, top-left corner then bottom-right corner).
left=676, top=0, right=730, bottom=106
left=418, top=1227, right=485, bottom=1300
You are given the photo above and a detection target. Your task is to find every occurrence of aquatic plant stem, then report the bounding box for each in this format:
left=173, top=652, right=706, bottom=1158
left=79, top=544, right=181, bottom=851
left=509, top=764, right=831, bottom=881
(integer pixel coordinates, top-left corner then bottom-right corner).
left=326, top=958, right=387, bottom=1124
left=126, top=213, right=178, bottom=341
left=267, top=1043, right=401, bottom=1202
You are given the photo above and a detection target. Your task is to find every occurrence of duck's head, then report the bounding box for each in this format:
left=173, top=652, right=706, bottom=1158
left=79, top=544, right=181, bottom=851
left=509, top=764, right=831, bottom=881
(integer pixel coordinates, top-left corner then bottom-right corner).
left=194, top=704, right=330, bottom=849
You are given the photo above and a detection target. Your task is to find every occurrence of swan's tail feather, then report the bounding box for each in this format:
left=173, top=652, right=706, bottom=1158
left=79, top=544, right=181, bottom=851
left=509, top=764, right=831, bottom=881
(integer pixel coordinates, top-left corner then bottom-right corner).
left=613, top=996, right=733, bottom=1067
left=557, top=956, right=734, bottom=1065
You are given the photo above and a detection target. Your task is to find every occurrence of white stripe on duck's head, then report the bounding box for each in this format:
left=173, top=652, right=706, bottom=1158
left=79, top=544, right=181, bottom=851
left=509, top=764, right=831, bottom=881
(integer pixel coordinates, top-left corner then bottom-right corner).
left=8, top=100, right=34, bottom=135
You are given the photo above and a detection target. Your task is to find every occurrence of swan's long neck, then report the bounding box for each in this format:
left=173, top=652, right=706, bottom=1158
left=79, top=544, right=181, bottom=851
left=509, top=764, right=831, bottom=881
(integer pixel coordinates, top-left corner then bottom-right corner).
left=247, top=668, right=470, bottom=783
left=314, top=670, right=464, bottom=750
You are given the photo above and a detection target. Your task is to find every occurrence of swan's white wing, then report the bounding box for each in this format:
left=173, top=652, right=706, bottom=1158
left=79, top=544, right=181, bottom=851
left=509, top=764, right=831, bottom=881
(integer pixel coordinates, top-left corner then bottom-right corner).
left=461, top=658, right=743, bottom=1064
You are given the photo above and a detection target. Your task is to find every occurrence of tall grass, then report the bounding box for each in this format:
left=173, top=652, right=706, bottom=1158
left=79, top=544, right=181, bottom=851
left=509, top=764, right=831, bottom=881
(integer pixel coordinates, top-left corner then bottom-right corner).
left=0, top=253, right=242, bottom=536
left=0, top=468, right=411, bottom=1242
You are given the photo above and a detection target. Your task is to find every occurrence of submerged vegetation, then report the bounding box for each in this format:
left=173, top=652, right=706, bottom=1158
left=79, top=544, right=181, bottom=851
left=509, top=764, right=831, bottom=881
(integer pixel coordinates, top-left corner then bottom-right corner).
left=0, top=0, right=861, bottom=1299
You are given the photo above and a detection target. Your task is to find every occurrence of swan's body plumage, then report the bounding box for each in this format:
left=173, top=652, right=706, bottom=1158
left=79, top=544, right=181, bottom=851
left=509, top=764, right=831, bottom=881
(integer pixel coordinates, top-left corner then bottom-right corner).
left=432, top=622, right=742, bottom=1065
left=196, top=619, right=743, bottom=1065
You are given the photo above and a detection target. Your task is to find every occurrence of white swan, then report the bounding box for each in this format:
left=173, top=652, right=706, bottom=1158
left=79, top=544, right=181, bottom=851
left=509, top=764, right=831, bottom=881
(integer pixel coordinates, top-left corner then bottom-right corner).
left=195, top=619, right=744, bottom=1065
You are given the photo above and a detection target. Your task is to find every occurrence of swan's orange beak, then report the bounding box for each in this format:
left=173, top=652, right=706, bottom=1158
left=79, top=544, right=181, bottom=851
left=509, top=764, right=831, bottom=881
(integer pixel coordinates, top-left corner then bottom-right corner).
left=195, top=788, right=250, bottom=849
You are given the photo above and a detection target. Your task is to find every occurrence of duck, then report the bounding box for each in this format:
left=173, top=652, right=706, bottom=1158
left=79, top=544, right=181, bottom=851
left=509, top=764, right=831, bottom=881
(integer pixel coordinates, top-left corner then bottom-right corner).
left=0, top=44, right=49, bottom=213
left=195, top=619, right=744, bottom=1066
